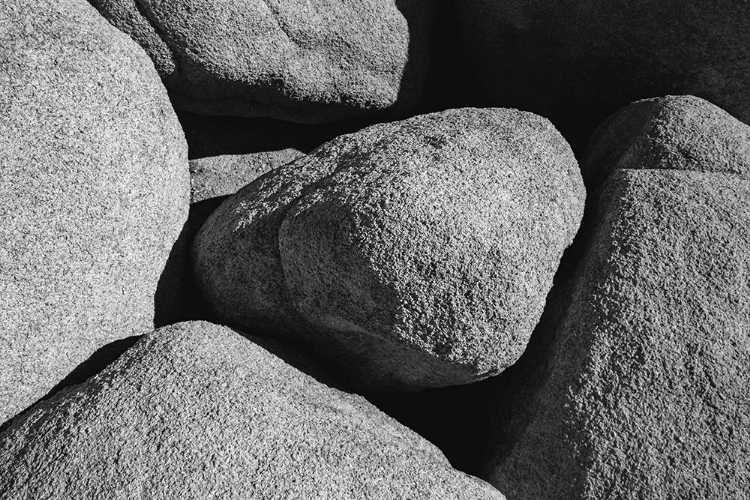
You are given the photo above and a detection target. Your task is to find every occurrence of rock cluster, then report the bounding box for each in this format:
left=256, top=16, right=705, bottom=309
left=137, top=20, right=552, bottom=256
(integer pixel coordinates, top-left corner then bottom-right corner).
left=2, top=0, right=748, bottom=497
left=485, top=96, right=750, bottom=499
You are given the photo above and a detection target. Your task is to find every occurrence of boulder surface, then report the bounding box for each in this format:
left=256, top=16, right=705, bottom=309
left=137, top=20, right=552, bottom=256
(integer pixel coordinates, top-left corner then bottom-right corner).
left=486, top=169, right=750, bottom=499
left=582, top=95, right=750, bottom=187
left=0, top=0, right=189, bottom=425
left=90, top=0, right=435, bottom=122
left=192, top=107, right=585, bottom=391
left=0, top=321, right=505, bottom=500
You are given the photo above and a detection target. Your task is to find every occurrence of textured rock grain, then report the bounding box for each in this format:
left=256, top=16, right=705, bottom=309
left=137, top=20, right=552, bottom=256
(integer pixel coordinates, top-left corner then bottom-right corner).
left=192, top=107, right=585, bottom=391
left=190, top=151, right=303, bottom=204
left=0, top=0, right=189, bottom=425
left=0, top=321, right=505, bottom=500
left=90, top=0, right=435, bottom=122
left=583, top=95, right=750, bottom=187
left=485, top=170, right=750, bottom=499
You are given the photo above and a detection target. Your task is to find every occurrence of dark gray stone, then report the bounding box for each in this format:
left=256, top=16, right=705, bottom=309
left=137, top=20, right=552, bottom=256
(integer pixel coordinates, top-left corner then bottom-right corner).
left=192, top=107, right=585, bottom=391
left=455, top=1, right=750, bottom=150
left=0, top=0, right=189, bottom=425
left=0, top=321, right=505, bottom=500
left=485, top=170, right=750, bottom=499
left=90, top=0, right=435, bottom=122
left=583, top=95, right=750, bottom=187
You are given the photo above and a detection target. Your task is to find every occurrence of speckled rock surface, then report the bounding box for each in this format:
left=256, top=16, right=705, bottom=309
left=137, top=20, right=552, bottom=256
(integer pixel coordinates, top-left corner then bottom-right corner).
left=0, top=321, right=505, bottom=500
left=192, top=107, right=585, bottom=391
left=582, top=95, right=750, bottom=187
left=89, top=0, right=435, bottom=122
left=485, top=170, right=750, bottom=499
left=0, top=0, right=189, bottom=425
left=190, top=151, right=302, bottom=204
left=454, top=0, right=750, bottom=150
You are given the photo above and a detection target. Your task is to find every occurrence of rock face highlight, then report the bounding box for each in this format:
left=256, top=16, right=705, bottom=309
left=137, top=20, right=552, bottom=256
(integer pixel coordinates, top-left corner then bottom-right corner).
left=455, top=1, right=750, bottom=149
left=582, top=95, right=750, bottom=187
left=0, top=0, right=189, bottom=425
left=89, top=0, right=435, bottom=122
left=0, top=321, right=505, bottom=500
left=192, top=107, right=586, bottom=391
left=485, top=107, right=750, bottom=497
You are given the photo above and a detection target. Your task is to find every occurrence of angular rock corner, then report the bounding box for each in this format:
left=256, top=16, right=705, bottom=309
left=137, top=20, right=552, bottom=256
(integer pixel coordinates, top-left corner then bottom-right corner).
left=3, top=0, right=749, bottom=497
left=191, top=107, right=586, bottom=392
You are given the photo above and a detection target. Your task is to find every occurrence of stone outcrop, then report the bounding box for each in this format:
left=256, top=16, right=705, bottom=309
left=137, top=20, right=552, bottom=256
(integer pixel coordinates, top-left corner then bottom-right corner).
left=192, top=107, right=585, bottom=391
left=0, top=0, right=189, bottom=425
left=89, top=0, right=435, bottom=122
left=0, top=321, right=505, bottom=500
left=582, top=95, right=750, bottom=187
left=484, top=105, right=750, bottom=497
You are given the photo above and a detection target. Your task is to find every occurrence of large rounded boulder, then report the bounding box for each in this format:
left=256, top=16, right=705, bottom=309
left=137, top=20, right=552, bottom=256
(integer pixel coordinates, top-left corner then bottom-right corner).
left=89, top=0, right=435, bottom=122
left=192, top=108, right=586, bottom=391
left=0, top=321, right=505, bottom=500
left=0, top=0, right=189, bottom=425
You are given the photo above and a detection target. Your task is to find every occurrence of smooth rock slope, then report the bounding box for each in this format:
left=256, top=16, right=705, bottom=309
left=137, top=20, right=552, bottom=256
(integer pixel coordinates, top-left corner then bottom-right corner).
left=192, top=107, right=586, bottom=391
left=0, top=0, right=189, bottom=425
left=89, top=0, right=435, bottom=122
left=0, top=321, right=505, bottom=500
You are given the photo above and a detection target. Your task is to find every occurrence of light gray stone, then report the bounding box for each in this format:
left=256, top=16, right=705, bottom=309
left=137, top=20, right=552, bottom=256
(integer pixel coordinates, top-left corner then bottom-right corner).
left=90, top=0, right=435, bottom=122
left=192, top=107, right=585, bottom=391
left=486, top=170, right=750, bottom=499
left=0, top=0, right=189, bottom=425
left=583, top=95, right=750, bottom=187
left=0, top=321, right=505, bottom=500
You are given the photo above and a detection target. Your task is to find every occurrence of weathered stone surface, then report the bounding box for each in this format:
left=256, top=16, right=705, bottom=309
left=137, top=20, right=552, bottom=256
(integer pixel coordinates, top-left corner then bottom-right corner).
left=583, top=95, right=750, bottom=187
left=0, top=0, right=189, bottom=425
left=0, top=321, right=505, bottom=500
left=90, top=0, right=435, bottom=122
left=192, top=107, right=585, bottom=391
left=190, top=151, right=302, bottom=204
left=486, top=170, right=750, bottom=499
left=455, top=1, right=750, bottom=150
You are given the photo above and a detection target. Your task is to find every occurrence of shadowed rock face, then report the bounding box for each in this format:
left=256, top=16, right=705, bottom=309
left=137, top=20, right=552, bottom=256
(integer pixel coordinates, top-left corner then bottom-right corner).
left=454, top=1, right=750, bottom=151
left=89, top=0, right=435, bottom=122
left=486, top=168, right=750, bottom=499
left=0, top=0, right=189, bottom=426
left=582, top=95, right=750, bottom=188
left=192, top=107, right=585, bottom=392
left=0, top=321, right=505, bottom=500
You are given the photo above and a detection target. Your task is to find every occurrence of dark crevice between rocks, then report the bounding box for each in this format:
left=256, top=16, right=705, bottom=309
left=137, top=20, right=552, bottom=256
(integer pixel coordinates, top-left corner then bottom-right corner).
left=364, top=378, right=496, bottom=477
left=415, top=0, right=491, bottom=115
left=154, top=218, right=191, bottom=327
left=176, top=109, right=372, bottom=160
